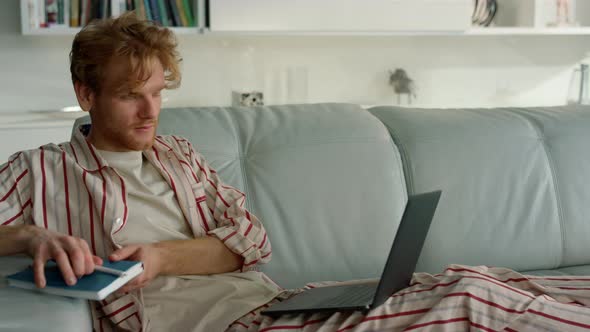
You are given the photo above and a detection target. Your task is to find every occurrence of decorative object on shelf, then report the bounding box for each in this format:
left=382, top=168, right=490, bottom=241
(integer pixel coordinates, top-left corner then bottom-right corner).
left=567, top=62, right=589, bottom=105
left=388, top=69, right=416, bottom=105
left=547, top=0, right=579, bottom=27
left=232, top=91, right=264, bottom=107
left=472, top=0, right=497, bottom=27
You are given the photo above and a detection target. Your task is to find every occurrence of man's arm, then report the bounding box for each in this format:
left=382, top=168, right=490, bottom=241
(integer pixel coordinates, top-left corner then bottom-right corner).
left=185, top=138, right=272, bottom=269
left=0, top=224, right=103, bottom=287
left=0, top=153, right=101, bottom=288
left=110, top=236, right=243, bottom=293
left=0, top=224, right=35, bottom=256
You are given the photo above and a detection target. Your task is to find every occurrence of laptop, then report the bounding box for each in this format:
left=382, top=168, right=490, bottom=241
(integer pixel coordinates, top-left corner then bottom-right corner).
left=261, top=190, right=442, bottom=317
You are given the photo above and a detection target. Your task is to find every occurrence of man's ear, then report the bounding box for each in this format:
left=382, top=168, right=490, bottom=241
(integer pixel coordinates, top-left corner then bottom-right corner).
left=73, top=81, right=95, bottom=113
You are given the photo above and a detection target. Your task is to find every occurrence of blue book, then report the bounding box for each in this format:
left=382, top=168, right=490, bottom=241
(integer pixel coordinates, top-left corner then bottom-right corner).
left=6, top=260, right=143, bottom=300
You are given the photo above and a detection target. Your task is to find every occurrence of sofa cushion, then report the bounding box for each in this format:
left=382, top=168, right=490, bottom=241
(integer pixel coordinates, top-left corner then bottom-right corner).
left=369, top=106, right=565, bottom=273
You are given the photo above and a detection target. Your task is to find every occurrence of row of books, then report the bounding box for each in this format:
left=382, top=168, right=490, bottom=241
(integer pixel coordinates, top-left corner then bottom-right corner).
left=26, top=0, right=197, bottom=30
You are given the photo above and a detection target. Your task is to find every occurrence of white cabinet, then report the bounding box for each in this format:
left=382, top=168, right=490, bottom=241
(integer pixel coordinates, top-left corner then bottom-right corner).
left=208, top=0, right=473, bottom=32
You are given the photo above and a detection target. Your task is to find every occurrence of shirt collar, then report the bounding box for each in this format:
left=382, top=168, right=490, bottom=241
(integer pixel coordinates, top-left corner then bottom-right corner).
left=70, top=124, right=172, bottom=170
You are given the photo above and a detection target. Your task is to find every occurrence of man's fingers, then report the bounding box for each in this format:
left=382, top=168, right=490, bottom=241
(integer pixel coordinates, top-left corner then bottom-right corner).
left=53, top=249, right=77, bottom=286
left=109, top=245, right=136, bottom=261
left=65, top=241, right=86, bottom=277
left=33, top=255, right=48, bottom=288
left=78, top=239, right=95, bottom=275
left=92, top=255, right=103, bottom=266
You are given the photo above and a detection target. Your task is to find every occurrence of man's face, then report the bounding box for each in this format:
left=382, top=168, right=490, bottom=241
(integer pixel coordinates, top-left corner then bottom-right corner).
left=86, top=57, right=166, bottom=152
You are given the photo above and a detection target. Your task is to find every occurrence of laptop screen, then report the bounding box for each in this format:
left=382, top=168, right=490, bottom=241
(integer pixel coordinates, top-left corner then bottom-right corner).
left=371, top=190, right=441, bottom=308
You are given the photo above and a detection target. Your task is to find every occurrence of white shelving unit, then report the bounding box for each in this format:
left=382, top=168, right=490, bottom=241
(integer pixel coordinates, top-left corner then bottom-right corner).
left=19, top=0, right=590, bottom=36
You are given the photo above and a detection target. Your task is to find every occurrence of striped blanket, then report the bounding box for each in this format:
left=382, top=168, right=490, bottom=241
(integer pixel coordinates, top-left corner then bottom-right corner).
left=228, top=265, right=590, bottom=331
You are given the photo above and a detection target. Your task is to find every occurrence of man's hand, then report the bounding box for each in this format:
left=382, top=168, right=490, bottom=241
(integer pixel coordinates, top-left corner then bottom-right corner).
left=109, top=244, right=162, bottom=293
left=25, top=226, right=103, bottom=288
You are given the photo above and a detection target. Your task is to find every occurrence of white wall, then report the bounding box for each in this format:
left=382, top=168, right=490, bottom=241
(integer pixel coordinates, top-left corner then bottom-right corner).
left=1, top=0, right=590, bottom=159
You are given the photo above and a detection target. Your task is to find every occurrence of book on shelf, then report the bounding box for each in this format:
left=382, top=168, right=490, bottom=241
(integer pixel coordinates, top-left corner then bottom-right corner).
left=6, top=260, right=144, bottom=301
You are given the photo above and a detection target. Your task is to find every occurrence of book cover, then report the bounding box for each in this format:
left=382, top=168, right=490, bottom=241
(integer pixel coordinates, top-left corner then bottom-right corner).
left=148, top=0, right=161, bottom=24
left=167, top=0, right=181, bottom=27
left=156, top=0, right=169, bottom=26
left=70, top=0, right=79, bottom=27
left=6, top=260, right=143, bottom=301
left=143, top=0, right=153, bottom=20
left=181, top=0, right=193, bottom=26
left=175, top=0, right=187, bottom=26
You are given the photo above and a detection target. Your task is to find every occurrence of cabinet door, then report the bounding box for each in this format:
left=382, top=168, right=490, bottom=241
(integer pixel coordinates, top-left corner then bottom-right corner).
left=209, top=0, right=472, bottom=32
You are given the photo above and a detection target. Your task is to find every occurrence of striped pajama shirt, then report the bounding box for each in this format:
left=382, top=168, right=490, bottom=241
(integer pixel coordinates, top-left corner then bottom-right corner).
left=0, top=126, right=272, bottom=331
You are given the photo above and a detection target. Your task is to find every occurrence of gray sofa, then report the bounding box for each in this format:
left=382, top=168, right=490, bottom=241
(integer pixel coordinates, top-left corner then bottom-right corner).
left=2, top=103, right=590, bottom=331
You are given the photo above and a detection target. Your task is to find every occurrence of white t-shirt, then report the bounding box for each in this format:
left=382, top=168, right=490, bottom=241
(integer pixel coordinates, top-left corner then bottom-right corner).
left=97, top=149, right=192, bottom=245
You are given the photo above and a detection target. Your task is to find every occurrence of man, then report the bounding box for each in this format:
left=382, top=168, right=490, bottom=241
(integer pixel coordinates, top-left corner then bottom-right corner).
left=0, top=12, right=280, bottom=331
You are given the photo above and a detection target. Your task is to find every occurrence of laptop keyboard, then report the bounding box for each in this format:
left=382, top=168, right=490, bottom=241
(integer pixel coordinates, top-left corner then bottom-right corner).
left=316, top=283, right=377, bottom=307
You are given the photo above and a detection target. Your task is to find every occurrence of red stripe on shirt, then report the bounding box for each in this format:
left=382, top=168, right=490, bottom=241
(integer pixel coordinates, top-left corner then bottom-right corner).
left=69, top=143, right=79, bottom=163
left=222, top=230, right=238, bottom=242
left=113, top=173, right=128, bottom=234
left=244, top=223, right=253, bottom=236
left=115, top=311, right=138, bottom=325
left=230, top=321, right=248, bottom=329
left=1, top=198, right=32, bottom=225
left=244, top=259, right=259, bottom=267
left=172, top=136, right=187, bottom=144
left=153, top=147, right=178, bottom=193
left=528, top=308, right=590, bottom=329
left=444, top=267, right=590, bottom=283
left=223, top=211, right=236, bottom=226
left=404, top=317, right=487, bottom=331
left=40, top=148, right=48, bottom=229
left=0, top=169, right=28, bottom=202
left=100, top=171, right=106, bottom=227
left=155, top=136, right=173, bottom=150
left=0, top=152, right=22, bottom=175
left=259, top=233, right=267, bottom=249
left=445, top=292, right=525, bottom=314
left=394, top=275, right=535, bottom=300
left=217, top=191, right=230, bottom=207
left=84, top=141, right=107, bottom=226
left=61, top=151, right=72, bottom=236
left=83, top=171, right=96, bottom=255
left=179, top=159, right=199, bottom=183
left=106, top=302, right=134, bottom=318
left=85, top=139, right=103, bottom=169
left=196, top=202, right=210, bottom=232
left=337, top=308, right=431, bottom=332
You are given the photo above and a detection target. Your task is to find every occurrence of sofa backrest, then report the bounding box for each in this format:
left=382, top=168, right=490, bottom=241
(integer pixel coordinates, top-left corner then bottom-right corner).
left=370, top=105, right=590, bottom=273
left=73, top=103, right=408, bottom=288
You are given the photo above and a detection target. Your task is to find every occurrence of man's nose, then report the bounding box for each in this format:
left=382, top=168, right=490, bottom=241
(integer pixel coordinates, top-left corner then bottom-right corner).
left=140, top=96, right=159, bottom=118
